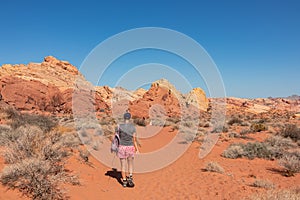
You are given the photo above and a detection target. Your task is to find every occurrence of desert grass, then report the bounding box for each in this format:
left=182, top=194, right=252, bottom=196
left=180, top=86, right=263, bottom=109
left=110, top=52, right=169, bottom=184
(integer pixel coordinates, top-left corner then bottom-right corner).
left=0, top=108, right=80, bottom=200
left=251, top=179, right=275, bottom=189
left=281, top=124, right=300, bottom=142
left=246, top=187, right=300, bottom=200
left=265, top=135, right=296, bottom=149
left=279, top=152, right=300, bottom=176
left=204, top=162, right=225, bottom=174
left=0, top=125, right=79, bottom=200
left=228, top=117, right=243, bottom=126
left=4, top=108, right=57, bottom=132
left=222, top=142, right=274, bottom=160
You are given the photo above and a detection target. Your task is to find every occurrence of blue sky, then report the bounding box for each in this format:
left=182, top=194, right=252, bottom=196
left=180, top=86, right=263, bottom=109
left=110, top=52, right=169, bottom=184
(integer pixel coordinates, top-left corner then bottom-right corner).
left=0, top=0, right=299, bottom=98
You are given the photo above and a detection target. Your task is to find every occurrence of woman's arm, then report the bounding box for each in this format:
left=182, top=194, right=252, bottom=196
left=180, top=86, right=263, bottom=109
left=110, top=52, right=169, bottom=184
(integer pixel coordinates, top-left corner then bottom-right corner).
left=133, top=132, right=141, bottom=152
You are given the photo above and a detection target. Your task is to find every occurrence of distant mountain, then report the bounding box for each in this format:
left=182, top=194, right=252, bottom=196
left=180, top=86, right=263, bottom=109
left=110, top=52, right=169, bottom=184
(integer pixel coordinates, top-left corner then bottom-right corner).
left=286, top=95, right=300, bottom=100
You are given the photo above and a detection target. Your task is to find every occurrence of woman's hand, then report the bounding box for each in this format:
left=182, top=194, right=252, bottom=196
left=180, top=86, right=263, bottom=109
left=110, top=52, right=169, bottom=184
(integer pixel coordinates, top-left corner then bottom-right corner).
left=135, top=146, right=140, bottom=154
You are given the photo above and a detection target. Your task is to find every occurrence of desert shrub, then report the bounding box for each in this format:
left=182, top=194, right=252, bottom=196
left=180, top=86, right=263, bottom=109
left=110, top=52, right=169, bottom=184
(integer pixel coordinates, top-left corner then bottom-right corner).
left=0, top=125, right=11, bottom=145
left=93, top=128, right=103, bottom=136
left=0, top=125, right=79, bottom=200
left=3, top=107, right=20, bottom=119
left=133, top=118, right=146, bottom=126
left=279, top=152, right=300, bottom=176
left=241, top=142, right=273, bottom=160
left=228, top=132, right=240, bottom=138
left=212, top=125, right=228, bottom=133
left=171, top=124, right=179, bottom=130
left=1, top=158, right=78, bottom=200
left=79, top=130, right=88, bottom=138
left=265, top=135, right=296, bottom=149
left=180, top=127, right=196, bottom=143
left=204, top=162, right=225, bottom=174
left=222, top=144, right=245, bottom=159
left=251, top=179, right=274, bottom=189
left=166, top=117, right=180, bottom=124
left=150, top=118, right=165, bottom=126
left=241, top=122, right=250, bottom=126
left=79, top=149, right=90, bottom=162
left=240, top=128, right=252, bottom=136
left=99, top=117, right=115, bottom=125
left=92, top=141, right=99, bottom=151
left=8, top=111, right=57, bottom=132
left=248, top=187, right=300, bottom=200
left=281, top=124, right=300, bottom=142
left=183, top=121, right=194, bottom=128
left=222, top=142, right=274, bottom=160
left=250, top=122, right=267, bottom=132
left=79, top=121, right=100, bottom=130
left=60, top=133, right=81, bottom=148
left=228, top=117, right=243, bottom=126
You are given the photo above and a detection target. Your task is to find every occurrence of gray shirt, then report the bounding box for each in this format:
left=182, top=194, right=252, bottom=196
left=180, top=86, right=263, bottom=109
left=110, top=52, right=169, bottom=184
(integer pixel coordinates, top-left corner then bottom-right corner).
left=118, top=123, right=136, bottom=146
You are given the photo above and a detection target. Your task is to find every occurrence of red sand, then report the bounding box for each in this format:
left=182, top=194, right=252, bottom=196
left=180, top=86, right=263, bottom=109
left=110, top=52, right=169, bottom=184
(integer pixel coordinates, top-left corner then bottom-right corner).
left=1, top=126, right=299, bottom=200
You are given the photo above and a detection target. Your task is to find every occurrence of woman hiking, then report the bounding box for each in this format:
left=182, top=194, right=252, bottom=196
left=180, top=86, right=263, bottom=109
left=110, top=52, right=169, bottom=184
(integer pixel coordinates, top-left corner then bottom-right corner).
left=117, top=111, right=140, bottom=187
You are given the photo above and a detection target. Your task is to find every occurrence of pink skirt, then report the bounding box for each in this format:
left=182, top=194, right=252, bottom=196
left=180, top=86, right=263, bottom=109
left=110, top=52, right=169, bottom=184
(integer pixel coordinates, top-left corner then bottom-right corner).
left=118, top=145, right=135, bottom=159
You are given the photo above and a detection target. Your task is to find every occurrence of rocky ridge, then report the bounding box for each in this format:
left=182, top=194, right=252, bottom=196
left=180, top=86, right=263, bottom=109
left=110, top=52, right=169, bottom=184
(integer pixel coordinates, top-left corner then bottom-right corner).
left=0, top=56, right=299, bottom=118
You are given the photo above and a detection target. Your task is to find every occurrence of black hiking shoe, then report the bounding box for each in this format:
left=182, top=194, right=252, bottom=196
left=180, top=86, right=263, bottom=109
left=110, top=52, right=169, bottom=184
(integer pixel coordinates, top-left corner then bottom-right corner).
left=127, top=175, right=135, bottom=188
left=122, top=179, right=127, bottom=187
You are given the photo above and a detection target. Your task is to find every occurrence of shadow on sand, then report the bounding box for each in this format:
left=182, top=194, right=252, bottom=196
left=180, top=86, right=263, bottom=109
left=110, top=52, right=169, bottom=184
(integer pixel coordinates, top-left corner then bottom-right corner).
left=105, top=168, right=123, bottom=185
left=267, top=167, right=291, bottom=177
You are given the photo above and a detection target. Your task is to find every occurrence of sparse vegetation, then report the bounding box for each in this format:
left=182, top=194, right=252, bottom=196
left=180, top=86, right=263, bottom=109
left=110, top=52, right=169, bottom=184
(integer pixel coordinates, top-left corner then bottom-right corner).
left=265, top=135, right=296, bottom=149
left=79, top=149, right=90, bottom=163
left=4, top=108, right=57, bottom=132
left=204, top=162, right=225, bottom=174
left=250, top=122, right=267, bottom=132
left=248, top=187, right=300, bottom=200
left=0, top=125, right=79, bottom=200
left=181, top=127, right=195, bottom=142
left=166, top=117, right=180, bottom=124
left=133, top=117, right=146, bottom=126
left=222, top=144, right=245, bottom=159
left=251, top=179, right=275, bottom=189
left=279, top=152, right=300, bottom=176
left=228, top=132, right=240, bottom=138
left=212, top=125, right=228, bottom=133
left=228, top=117, right=243, bottom=126
left=281, top=124, right=300, bottom=142
left=0, top=109, right=80, bottom=200
left=222, top=142, right=274, bottom=160
left=240, top=128, right=251, bottom=136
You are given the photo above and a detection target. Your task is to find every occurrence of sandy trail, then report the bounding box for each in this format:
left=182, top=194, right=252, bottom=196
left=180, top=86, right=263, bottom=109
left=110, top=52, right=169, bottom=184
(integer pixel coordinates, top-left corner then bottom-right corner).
left=1, top=126, right=299, bottom=200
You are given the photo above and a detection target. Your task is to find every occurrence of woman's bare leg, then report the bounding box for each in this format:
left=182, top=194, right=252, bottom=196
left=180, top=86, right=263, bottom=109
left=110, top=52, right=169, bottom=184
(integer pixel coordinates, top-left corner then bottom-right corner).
left=127, top=156, right=134, bottom=176
left=120, top=158, right=127, bottom=180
